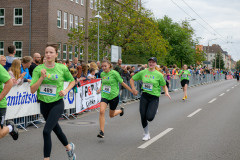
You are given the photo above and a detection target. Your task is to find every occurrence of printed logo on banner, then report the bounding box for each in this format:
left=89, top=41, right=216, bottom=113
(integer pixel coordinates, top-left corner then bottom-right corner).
left=64, top=88, right=75, bottom=104
left=6, top=92, right=37, bottom=106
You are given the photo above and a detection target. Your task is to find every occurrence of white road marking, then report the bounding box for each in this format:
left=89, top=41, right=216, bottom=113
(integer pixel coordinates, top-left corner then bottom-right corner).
left=232, top=87, right=234, bottom=89
left=138, top=128, right=173, bottom=149
left=235, top=85, right=237, bottom=86
left=187, top=109, right=202, bottom=117
left=219, top=93, right=225, bottom=96
left=208, top=98, right=217, bottom=103
left=227, top=89, right=230, bottom=92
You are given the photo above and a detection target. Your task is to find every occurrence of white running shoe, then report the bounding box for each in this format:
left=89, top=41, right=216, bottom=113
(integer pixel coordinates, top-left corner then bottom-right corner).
left=142, top=133, right=150, bottom=141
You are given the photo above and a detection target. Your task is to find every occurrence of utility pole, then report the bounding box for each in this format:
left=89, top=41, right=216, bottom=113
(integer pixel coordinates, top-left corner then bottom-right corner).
left=84, top=0, right=89, bottom=63
left=219, top=46, right=221, bottom=70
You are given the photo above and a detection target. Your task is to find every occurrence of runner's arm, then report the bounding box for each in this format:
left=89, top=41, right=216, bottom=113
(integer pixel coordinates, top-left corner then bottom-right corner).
left=97, top=84, right=102, bottom=93
left=130, top=78, right=138, bottom=96
left=121, top=82, right=133, bottom=93
left=0, top=79, right=13, bottom=101
left=30, top=77, right=45, bottom=94
left=162, top=85, right=171, bottom=100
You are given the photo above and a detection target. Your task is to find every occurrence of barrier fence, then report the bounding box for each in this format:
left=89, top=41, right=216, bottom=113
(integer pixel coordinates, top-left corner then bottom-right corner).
left=5, top=73, right=226, bottom=130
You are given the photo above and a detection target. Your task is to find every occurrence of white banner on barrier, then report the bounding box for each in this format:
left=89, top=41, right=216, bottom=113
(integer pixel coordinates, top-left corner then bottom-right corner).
left=63, top=82, right=76, bottom=110
left=5, top=83, right=39, bottom=120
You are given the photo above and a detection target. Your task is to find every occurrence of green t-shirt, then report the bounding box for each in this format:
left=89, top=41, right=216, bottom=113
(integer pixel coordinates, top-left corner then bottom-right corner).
left=179, top=70, right=191, bottom=81
left=30, top=63, right=74, bottom=103
left=0, top=65, right=11, bottom=108
left=101, top=70, right=123, bottom=100
left=132, top=69, right=166, bottom=97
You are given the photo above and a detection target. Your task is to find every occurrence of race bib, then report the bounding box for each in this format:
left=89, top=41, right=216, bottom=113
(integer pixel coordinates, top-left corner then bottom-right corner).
left=182, top=74, right=188, bottom=78
left=40, top=84, right=57, bottom=97
left=143, top=83, right=153, bottom=91
left=103, top=85, right=111, bottom=94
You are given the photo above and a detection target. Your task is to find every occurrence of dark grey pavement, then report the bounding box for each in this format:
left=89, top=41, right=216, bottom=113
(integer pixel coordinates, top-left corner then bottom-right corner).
left=1, top=79, right=240, bottom=160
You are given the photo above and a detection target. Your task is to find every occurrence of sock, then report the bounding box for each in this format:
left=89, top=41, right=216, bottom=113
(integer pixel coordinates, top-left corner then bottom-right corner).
left=7, top=125, right=13, bottom=133
left=143, top=125, right=149, bottom=135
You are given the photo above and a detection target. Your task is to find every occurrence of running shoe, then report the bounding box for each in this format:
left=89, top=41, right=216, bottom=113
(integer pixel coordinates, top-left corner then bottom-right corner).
left=182, top=97, right=185, bottom=100
left=6, top=121, right=18, bottom=140
left=185, top=95, right=188, bottom=99
left=142, top=133, right=150, bottom=141
left=67, top=142, right=76, bottom=160
left=120, top=107, right=124, bottom=116
left=97, top=130, right=104, bottom=138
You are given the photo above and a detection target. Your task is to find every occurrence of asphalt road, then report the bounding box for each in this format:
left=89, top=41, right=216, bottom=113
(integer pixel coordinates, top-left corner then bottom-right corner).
left=1, top=79, right=240, bottom=160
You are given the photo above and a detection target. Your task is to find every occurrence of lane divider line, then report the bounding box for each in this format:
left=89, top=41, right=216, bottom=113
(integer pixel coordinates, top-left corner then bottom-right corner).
left=219, top=93, right=225, bottom=96
left=227, top=89, right=230, bottom=92
left=187, top=109, right=202, bottom=118
left=138, top=128, right=174, bottom=149
left=232, top=87, right=234, bottom=89
left=235, top=85, right=237, bottom=86
left=208, top=98, right=217, bottom=103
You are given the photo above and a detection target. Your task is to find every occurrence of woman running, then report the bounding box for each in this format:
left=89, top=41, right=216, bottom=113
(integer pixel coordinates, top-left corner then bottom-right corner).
left=179, top=64, right=191, bottom=100
left=97, top=60, right=133, bottom=138
left=130, top=57, right=171, bottom=141
left=30, top=43, right=76, bottom=160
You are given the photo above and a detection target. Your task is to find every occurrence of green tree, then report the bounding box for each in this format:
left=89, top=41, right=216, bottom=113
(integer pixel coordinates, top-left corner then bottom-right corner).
left=235, top=60, right=240, bottom=70
left=211, top=52, right=225, bottom=69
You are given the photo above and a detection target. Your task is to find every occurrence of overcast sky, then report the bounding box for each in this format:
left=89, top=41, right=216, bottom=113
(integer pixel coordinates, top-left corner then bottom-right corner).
left=144, top=0, right=240, bottom=61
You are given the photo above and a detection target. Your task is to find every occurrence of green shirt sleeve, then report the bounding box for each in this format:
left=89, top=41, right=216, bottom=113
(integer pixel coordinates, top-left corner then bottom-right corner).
left=132, top=70, right=143, bottom=81
left=63, top=66, right=75, bottom=82
left=114, top=70, right=123, bottom=83
left=0, top=65, right=11, bottom=83
left=30, top=66, right=40, bottom=86
left=159, top=74, right=166, bottom=86
left=179, top=70, right=183, bottom=75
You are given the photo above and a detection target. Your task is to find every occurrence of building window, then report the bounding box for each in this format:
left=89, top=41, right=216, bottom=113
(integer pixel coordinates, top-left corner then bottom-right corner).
left=64, top=12, right=68, bottom=29
left=75, top=46, right=78, bottom=58
left=81, top=0, right=84, bottom=5
left=63, top=44, right=67, bottom=60
left=13, top=41, right=22, bottom=57
left=0, top=41, right=3, bottom=55
left=57, top=43, right=61, bottom=59
left=70, top=14, right=73, bottom=30
left=0, top=9, right=5, bottom=26
left=70, top=0, right=74, bottom=1
left=14, top=8, right=23, bottom=25
left=94, top=0, right=97, bottom=10
left=69, top=45, right=72, bottom=60
left=57, top=10, right=61, bottom=28
left=75, top=16, right=78, bottom=30
left=90, top=0, right=94, bottom=9
left=80, top=48, right=83, bottom=59
left=76, top=0, right=79, bottom=3
left=80, top=17, right=84, bottom=31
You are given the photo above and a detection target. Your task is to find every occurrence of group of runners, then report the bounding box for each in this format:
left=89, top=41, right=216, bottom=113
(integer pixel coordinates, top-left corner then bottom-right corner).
left=0, top=43, right=192, bottom=160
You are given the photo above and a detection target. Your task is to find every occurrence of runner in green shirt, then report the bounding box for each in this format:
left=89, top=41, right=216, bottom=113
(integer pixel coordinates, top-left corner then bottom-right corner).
left=96, top=59, right=133, bottom=138
left=30, top=43, right=76, bottom=160
left=130, top=57, right=171, bottom=141
left=179, top=64, right=191, bottom=100
left=0, top=64, right=19, bottom=141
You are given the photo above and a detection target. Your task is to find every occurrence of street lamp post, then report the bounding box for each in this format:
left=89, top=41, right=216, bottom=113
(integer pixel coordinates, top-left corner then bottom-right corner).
left=207, top=38, right=217, bottom=68
left=95, top=12, right=102, bottom=62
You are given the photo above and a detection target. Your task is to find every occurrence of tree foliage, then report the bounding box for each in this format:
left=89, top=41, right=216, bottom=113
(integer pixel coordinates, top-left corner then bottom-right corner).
left=211, top=52, right=225, bottom=69
left=236, top=60, right=240, bottom=70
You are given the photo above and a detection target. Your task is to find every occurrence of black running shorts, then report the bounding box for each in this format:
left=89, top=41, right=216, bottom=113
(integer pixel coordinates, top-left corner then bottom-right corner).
left=0, top=108, right=6, bottom=129
left=181, top=79, right=189, bottom=87
left=101, top=96, right=119, bottom=110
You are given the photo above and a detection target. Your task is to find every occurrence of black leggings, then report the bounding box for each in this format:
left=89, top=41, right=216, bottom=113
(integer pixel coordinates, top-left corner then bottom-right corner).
left=140, top=92, right=159, bottom=128
left=40, top=99, right=68, bottom=158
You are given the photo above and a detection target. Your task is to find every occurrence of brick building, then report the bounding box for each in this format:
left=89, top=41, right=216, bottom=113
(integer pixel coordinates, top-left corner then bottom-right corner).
left=0, top=0, right=98, bottom=61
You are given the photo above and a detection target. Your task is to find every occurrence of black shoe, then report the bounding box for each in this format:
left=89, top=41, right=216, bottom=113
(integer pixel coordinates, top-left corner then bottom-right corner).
left=7, top=121, right=18, bottom=140
left=97, top=130, right=104, bottom=138
left=120, top=107, right=124, bottom=116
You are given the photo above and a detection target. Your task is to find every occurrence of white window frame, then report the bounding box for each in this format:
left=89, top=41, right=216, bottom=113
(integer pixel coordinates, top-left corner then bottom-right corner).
left=90, top=0, right=94, bottom=9
left=57, top=10, right=61, bottom=28
left=64, top=12, right=68, bottom=29
left=75, top=15, right=78, bottom=30
left=63, top=44, right=67, bottom=60
left=57, top=43, right=61, bottom=60
left=0, top=8, right=5, bottom=26
left=80, top=17, right=84, bottom=31
left=81, top=0, right=84, bottom=5
left=76, top=0, right=79, bottom=3
left=74, top=46, right=78, bottom=58
left=70, top=0, right=74, bottom=1
left=0, top=41, right=4, bottom=55
left=94, top=0, right=97, bottom=11
left=70, top=14, right=73, bottom=30
left=13, top=41, right=22, bottom=58
left=69, top=45, right=73, bottom=60
left=14, top=8, right=23, bottom=26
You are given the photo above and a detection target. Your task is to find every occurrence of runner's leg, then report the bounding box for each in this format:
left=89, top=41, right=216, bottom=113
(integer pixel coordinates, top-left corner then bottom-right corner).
left=99, top=102, right=107, bottom=133
left=140, top=94, right=149, bottom=129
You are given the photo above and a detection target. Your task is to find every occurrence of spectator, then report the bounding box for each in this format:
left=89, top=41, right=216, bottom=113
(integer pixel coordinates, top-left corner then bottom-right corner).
left=127, top=66, right=131, bottom=74
left=96, top=61, right=100, bottom=66
left=81, top=62, right=88, bottom=79
left=114, top=59, right=122, bottom=75
left=8, top=59, right=25, bottom=86
left=172, top=64, right=177, bottom=75
left=188, top=66, right=193, bottom=75
left=87, top=68, right=96, bottom=79
left=130, top=66, right=135, bottom=77
left=40, top=55, right=46, bottom=64
left=0, top=55, right=6, bottom=66
left=4, top=45, right=17, bottom=71
left=90, top=62, right=99, bottom=75
left=121, top=65, right=130, bottom=82
left=70, top=68, right=81, bottom=88
left=97, top=63, right=103, bottom=78
left=29, top=53, right=41, bottom=77
left=65, top=60, right=72, bottom=70
left=70, top=57, right=81, bottom=69
left=144, top=64, right=148, bottom=68
left=21, top=56, right=32, bottom=82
